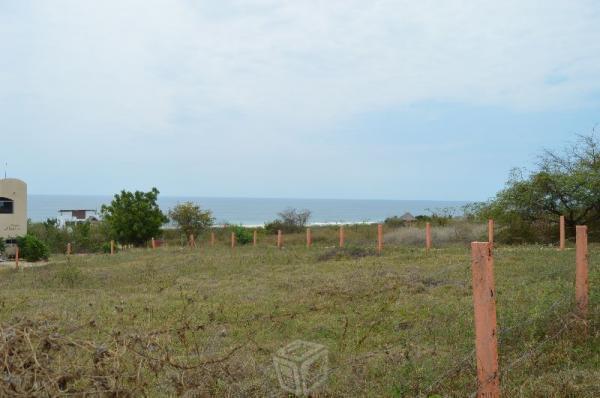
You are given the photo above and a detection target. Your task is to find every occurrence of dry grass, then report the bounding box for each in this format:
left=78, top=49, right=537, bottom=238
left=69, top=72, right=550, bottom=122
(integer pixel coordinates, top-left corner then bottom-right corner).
left=0, top=242, right=597, bottom=397
left=384, top=223, right=487, bottom=246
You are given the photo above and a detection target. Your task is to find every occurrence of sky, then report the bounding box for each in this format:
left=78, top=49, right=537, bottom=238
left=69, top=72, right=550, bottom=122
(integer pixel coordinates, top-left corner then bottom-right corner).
left=1, top=0, right=599, bottom=201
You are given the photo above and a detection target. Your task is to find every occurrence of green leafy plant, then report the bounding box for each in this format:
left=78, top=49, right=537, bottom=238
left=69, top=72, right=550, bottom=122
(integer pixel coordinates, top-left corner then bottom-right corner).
left=168, top=202, right=214, bottom=238
left=231, top=225, right=253, bottom=245
left=0, top=239, right=5, bottom=255
left=101, top=188, right=168, bottom=246
left=16, top=234, right=50, bottom=262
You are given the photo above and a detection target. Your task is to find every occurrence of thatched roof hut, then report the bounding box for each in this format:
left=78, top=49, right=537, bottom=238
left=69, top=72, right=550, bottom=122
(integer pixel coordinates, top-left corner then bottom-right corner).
left=400, top=212, right=416, bottom=225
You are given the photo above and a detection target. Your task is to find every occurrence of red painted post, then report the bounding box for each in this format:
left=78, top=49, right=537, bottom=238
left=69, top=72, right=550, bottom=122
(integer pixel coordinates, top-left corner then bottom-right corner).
left=576, top=226, right=589, bottom=317
left=425, top=222, right=432, bottom=251
left=277, top=230, right=283, bottom=249
left=488, top=219, right=494, bottom=246
left=231, top=232, right=235, bottom=249
left=110, top=240, right=115, bottom=255
left=339, top=226, right=345, bottom=248
left=306, top=228, right=312, bottom=248
left=253, top=230, right=257, bottom=246
left=67, top=242, right=72, bottom=256
left=471, top=242, right=500, bottom=397
left=15, top=246, right=19, bottom=269
left=211, top=232, right=215, bottom=246
left=559, top=216, right=566, bottom=251
left=377, top=224, right=383, bottom=253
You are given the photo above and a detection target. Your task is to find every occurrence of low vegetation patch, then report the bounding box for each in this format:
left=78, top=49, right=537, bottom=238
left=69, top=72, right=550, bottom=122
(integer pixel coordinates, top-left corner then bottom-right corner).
left=0, top=244, right=596, bottom=396
left=317, top=245, right=378, bottom=261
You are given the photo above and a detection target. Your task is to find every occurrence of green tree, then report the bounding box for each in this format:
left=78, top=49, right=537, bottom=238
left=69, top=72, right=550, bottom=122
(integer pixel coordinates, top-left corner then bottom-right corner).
left=470, top=133, right=600, bottom=242
left=168, top=202, right=214, bottom=237
left=101, top=188, right=168, bottom=246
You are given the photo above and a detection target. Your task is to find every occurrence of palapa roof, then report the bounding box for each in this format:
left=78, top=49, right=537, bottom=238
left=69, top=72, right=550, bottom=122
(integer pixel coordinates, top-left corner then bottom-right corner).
left=400, top=212, right=416, bottom=222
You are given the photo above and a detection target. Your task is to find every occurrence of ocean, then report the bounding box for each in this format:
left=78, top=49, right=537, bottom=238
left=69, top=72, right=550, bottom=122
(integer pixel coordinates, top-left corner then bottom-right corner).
left=27, top=195, right=470, bottom=226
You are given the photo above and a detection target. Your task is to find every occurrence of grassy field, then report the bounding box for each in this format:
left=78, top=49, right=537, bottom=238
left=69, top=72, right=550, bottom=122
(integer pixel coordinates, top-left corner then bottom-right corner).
left=0, top=238, right=597, bottom=397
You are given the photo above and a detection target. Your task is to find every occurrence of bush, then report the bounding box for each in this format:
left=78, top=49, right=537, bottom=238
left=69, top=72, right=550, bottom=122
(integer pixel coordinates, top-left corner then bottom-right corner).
left=264, top=220, right=290, bottom=234
left=169, top=202, right=214, bottom=238
left=16, top=234, right=50, bottom=262
left=101, top=188, right=168, bottom=246
left=384, top=216, right=405, bottom=228
left=231, top=225, right=253, bottom=245
left=265, top=208, right=311, bottom=234
left=27, top=219, right=111, bottom=254
left=0, top=239, right=5, bottom=255
left=101, top=242, right=118, bottom=254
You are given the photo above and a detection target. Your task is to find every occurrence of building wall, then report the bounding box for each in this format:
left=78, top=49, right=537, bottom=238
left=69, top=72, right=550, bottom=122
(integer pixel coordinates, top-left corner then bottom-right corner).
left=0, top=178, right=27, bottom=240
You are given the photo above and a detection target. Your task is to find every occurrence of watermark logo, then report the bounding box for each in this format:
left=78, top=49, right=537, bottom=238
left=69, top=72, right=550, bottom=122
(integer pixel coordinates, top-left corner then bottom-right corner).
left=273, top=340, right=329, bottom=396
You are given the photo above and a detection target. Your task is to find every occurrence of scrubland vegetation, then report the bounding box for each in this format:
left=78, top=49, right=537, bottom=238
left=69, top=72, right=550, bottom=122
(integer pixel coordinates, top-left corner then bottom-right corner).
left=0, top=238, right=597, bottom=396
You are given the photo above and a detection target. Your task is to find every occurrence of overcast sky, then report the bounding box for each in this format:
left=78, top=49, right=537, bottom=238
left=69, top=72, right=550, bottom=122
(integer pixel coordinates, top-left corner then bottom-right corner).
left=1, top=1, right=599, bottom=200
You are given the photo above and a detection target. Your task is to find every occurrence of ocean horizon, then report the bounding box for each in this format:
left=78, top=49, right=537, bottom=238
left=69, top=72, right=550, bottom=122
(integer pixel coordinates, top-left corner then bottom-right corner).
left=27, top=195, right=472, bottom=226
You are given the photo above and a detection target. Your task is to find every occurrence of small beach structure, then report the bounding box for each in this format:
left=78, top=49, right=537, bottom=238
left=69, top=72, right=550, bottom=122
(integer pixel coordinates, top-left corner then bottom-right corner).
left=0, top=178, right=27, bottom=241
left=58, top=209, right=100, bottom=227
left=400, top=212, right=416, bottom=226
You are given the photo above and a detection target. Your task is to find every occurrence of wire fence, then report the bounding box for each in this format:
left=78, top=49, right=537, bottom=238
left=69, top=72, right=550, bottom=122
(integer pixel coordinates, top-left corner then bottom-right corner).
left=0, top=229, right=595, bottom=396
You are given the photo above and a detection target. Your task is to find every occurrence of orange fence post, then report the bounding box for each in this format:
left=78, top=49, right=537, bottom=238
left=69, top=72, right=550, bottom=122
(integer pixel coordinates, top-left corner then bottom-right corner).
left=277, top=230, right=283, bottom=249
left=559, top=216, right=566, bottom=250
left=306, top=228, right=312, bottom=248
left=377, top=224, right=383, bottom=253
left=15, top=246, right=19, bottom=269
left=151, top=237, right=156, bottom=249
left=67, top=242, right=72, bottom=256
left=231, top=232, right=235, bottom=249
left=488, top=219, right=494, bottom=246
left=425, top=222, right=432, bottom=251
left=576, top=226, right=589, bottom=317
left=471, top=242, right=500, bottom=397
left=211, top=232, right=215, bottom=246
left=253, top=230, right=257, bottom=246
left=339, top=226, right=345, bottom=248
left=110, top=240, right=115, bottom=255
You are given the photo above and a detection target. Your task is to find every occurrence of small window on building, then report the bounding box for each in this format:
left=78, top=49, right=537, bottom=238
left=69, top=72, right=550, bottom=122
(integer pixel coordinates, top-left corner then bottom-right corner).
left=0, top=197, right=14, bottom=214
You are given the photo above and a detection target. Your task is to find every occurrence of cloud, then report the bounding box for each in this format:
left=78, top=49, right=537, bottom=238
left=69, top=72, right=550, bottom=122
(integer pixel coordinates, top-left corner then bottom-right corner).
left=3, top=1, right=600, bottom=132
left=1, top=0, right=599, bottom=197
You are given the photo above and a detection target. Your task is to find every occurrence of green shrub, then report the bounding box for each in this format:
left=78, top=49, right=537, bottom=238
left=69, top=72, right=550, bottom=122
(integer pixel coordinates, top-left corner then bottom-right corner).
left=383, top=216, right=404, bottom=228
left=264, top=220, right=299, bottom=234
left=101, top=242, right=118, bottom=254
left=168, top=202, right=214, bottom=238
left=0, top=239, right=5, bottom=255
left=16, top=234, right=50, bottom=262
left=231, top=225, right=253, bottom=245
left=27, top=219, right=110, bottom=254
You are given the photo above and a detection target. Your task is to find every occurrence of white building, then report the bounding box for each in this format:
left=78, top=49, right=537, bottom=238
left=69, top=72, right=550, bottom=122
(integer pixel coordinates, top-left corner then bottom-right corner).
left=57, top=209, right=100, bottom=227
